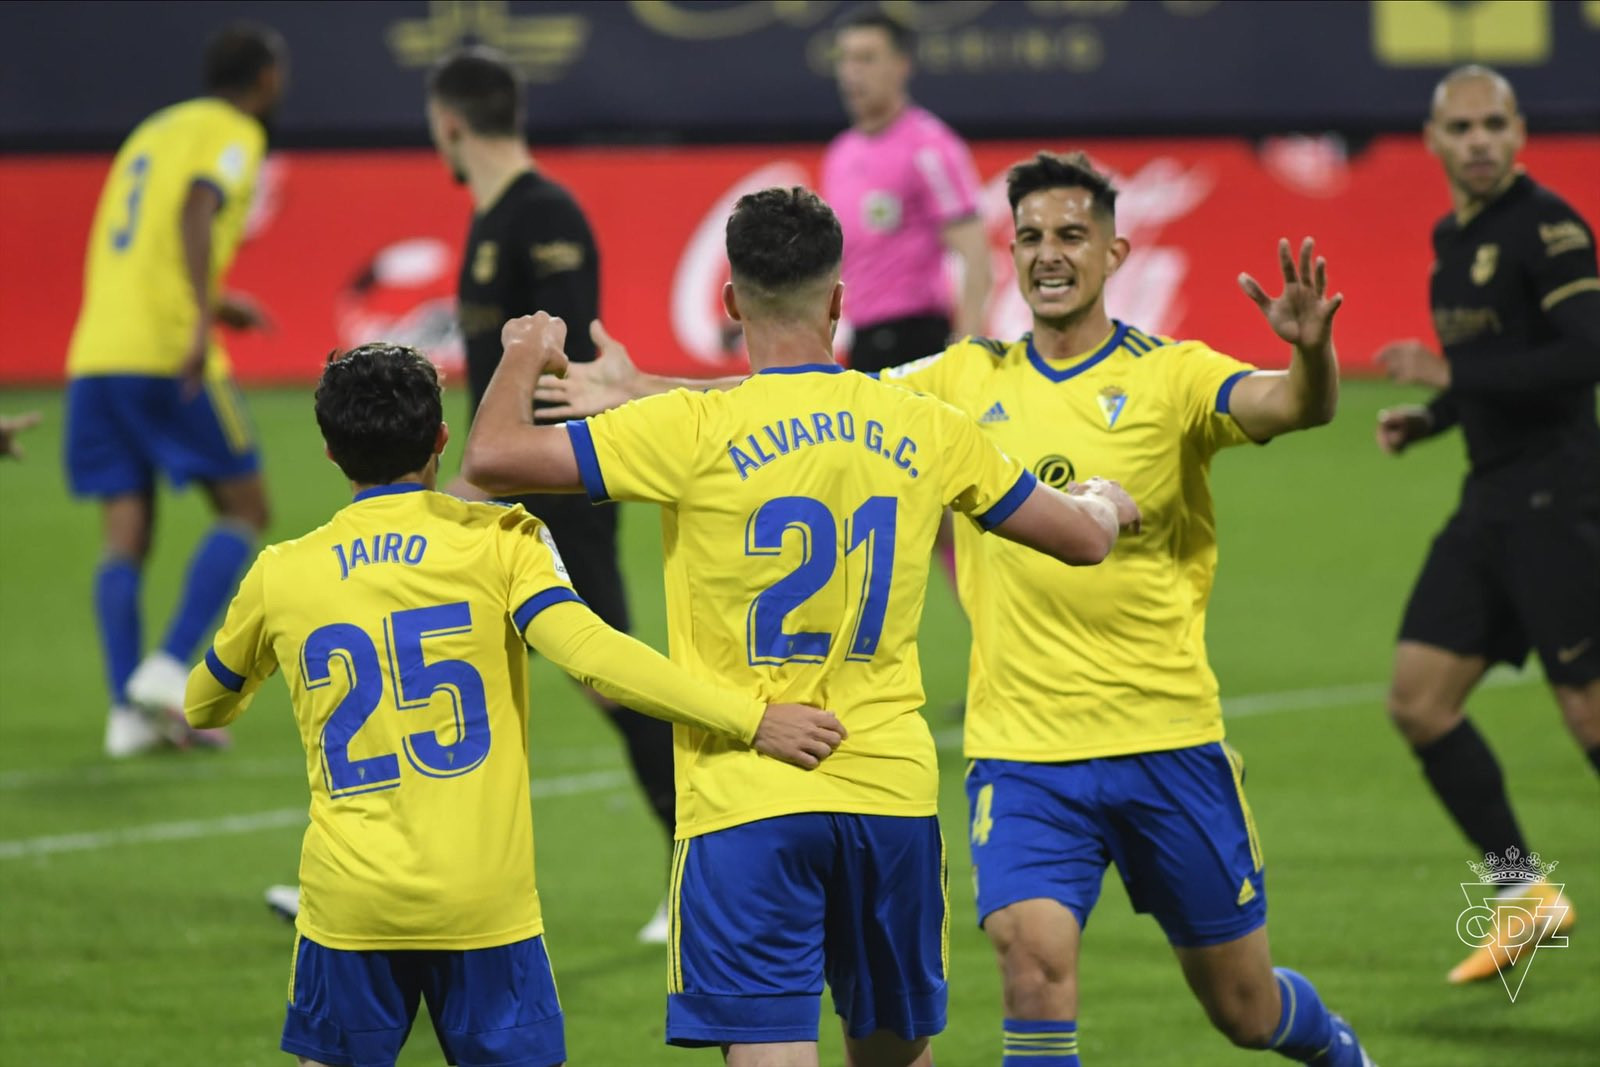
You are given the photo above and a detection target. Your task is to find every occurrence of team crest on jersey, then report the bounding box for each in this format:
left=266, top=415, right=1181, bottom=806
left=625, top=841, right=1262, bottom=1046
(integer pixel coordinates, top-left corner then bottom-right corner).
left=1033, top=454, right=1076, bottom=489
left=1470, top=243, right=1498, bottom=286
left=863, top=190, right=902, bottom=234
left=472, top=241, right=498, bottom=284
left=1097, top=385, right=1128, bottom=429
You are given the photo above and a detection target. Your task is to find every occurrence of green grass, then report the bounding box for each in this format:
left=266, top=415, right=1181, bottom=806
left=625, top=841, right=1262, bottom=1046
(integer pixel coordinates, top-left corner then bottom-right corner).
left=0, top=381, right=1595, bottom=1066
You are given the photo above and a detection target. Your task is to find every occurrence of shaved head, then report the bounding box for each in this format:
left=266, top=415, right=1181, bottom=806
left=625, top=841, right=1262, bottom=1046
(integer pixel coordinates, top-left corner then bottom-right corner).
left=1431, top=65, right=1519, bottom=120
left=1425, top=65, right=1525, bottom=209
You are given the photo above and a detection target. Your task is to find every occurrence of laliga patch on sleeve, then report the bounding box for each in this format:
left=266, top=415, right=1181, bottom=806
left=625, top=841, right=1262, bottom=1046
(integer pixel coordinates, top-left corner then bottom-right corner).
left=538, top=524, right=571, bottom=582
left=217, top=143, right=246, bottom=185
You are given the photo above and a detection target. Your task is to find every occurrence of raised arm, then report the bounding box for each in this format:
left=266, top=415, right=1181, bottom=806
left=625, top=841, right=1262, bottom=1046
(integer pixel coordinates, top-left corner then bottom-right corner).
left=1227, top=237, right=1344, bottom=441
left=460, top=314, right=586, bottom=496
left=532, top=320, right=745, bottom=420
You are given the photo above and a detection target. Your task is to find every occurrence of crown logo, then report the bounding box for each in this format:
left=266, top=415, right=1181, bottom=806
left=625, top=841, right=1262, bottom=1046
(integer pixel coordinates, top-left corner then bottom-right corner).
left=1466, top=846, right=1559, bottom=884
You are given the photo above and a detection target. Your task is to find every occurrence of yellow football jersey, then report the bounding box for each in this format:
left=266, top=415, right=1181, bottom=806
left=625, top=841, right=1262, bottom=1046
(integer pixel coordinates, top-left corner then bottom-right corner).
left=570, top=365, right=1034, bottom=837
left=67, top=98, right=265, bottom=378
left=200, top=486, right=580, bottom=951
left=885, top=322, right=1258, bottom=761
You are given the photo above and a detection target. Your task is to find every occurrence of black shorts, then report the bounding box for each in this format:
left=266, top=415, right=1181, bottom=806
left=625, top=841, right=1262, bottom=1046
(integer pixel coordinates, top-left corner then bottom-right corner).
left=504, top=491, right=630, bottom=632
left=848, top=314, right=951, bottom=375
left=1399, top=501, right=1600, bottom=686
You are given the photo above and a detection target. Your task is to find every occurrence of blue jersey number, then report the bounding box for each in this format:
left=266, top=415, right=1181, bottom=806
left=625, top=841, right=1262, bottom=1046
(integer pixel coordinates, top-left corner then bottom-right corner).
left=304, top=602, right=491, bottom=797
left=109, top=154, right=151, bottom=252
left=745, top=495, right=898, bottom=665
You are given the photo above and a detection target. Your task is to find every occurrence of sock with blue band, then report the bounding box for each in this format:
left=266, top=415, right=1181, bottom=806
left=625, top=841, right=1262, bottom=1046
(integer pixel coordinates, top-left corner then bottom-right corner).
left=1003, top=1018, right=1079, bottom=1066
left=161, top=523, right=254, bottom=661
left=95, top=557, right=142, bottom=704
left=1270, top=967, right=1365, bottom=1065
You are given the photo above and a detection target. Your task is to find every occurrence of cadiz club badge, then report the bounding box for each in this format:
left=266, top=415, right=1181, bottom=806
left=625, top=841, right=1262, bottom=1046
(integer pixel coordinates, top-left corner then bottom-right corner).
left=472, top=241, right=498, bottom=284
left=1470, top=243, right=1498, bottom=286
left=1097, top=385, right=1128, bottom=429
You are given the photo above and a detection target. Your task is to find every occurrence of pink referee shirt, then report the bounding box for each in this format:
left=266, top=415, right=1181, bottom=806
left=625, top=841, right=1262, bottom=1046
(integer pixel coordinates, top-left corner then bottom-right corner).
left=821, top=105, right=982, bottom=330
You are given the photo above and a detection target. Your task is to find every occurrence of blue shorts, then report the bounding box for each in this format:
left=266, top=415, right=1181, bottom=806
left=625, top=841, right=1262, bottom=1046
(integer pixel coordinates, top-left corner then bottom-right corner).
left=965, top=743, right=1267, bottom=948
left=64, top=374, right=259, bottom=497
left=281, top=933, right=565, bottom=1067
left=666, top=813, right=947, bottom=1047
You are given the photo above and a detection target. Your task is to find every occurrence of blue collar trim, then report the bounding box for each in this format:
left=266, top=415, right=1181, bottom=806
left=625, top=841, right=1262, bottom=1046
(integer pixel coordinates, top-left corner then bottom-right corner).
left=755, top=363, right=846, bottom=375
left=353, top=482, right=426, bottom=502
left=1025, top=322, right=1128, bottom=383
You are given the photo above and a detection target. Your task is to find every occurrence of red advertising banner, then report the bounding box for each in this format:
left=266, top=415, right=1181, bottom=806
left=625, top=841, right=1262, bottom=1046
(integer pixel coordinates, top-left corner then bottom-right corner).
left=3, top=136, right=1597, bottom=385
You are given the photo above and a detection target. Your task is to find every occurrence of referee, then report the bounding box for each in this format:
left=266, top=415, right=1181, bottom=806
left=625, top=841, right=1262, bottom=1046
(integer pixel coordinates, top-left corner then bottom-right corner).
left=429, top=48, right=679, bottom=943
left=1374, top=65, right=1599, bottom=985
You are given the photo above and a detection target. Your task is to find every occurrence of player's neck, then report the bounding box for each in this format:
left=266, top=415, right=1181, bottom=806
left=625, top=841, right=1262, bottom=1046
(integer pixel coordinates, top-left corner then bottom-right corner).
left=1450, top=166, right=1519, bottom=225
left=349, top=461, right=438, bottom=498
left=741, top=320, right=838, bottom=373
left=466, top=141, right=533, bottom=211
left=1029, top=305, right=1116, bottom=361
left=853, top=96, right=908, bottom=136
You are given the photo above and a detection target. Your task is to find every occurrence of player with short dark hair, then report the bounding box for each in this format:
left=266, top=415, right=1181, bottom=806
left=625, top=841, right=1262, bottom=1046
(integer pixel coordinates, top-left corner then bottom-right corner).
left=185, top=341, right=845, bottom=1067
left=1373, top=64, right=1596, bottom=985
left=533, top=152, right=1376, bottom=1065
left=65, top=22, right=286, bottom=758
left=428, top=45, right=684, bottom=943
left=460, top=184, right=1140, bottom=1067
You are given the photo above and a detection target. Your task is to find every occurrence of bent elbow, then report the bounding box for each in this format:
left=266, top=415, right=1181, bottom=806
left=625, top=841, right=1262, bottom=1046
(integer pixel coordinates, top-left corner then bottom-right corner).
left=1059, top=525, right=1115, bottom=566
left=460, top=441, right=509, bottom=496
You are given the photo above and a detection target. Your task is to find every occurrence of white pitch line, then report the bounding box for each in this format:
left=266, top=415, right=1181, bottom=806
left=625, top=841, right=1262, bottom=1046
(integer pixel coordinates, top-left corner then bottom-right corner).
left=0, top=769, right=630, bottom=862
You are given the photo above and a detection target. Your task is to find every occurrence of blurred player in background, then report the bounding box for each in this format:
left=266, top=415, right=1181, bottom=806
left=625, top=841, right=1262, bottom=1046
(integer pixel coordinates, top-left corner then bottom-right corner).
left=186, top=342, right=844, bottom=1067
left=63, top=24, right=284, bottom=758
left=428, top=46, right=681, bottom=943
left=823, top=10, right=990, bottom=373
left=1373, top=65, right=1596, bottom=985
left=538, top=154, right=1375, bottom=1066
left=462, top=187, right=1140, bottom=1067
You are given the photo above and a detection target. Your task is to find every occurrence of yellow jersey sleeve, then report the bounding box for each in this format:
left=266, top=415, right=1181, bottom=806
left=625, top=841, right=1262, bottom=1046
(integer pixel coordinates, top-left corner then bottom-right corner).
left=494, top=507, right=585, bottom=636
left=188, top=109, right=263, bottom=210
left=1172, top=340, right=1259, bottom=455
left=567, top=388, right=706, bottom=504
left=931, top=400, right=1037, bottom=527
left=879, top=337, right=998, bottom=407
left=189, top=554, right=277, bottom=726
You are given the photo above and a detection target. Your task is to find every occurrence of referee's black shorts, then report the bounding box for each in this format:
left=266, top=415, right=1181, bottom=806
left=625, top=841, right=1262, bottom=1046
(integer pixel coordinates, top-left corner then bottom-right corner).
left=848, top=313, right=951, bottom=375
left=1399, top=493, right=1600, bottom=687
left=505, top=490, right=630, bottom=633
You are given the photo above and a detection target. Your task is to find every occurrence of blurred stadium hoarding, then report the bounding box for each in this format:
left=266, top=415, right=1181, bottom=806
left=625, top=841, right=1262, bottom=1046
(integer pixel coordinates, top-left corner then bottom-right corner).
left=1, top=0, right=1598, bottom=148
left=3, top=135, right=1596, bottom=383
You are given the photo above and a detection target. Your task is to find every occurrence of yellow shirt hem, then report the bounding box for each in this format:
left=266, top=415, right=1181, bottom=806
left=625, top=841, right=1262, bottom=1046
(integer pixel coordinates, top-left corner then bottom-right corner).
left=294, top=917, right=544, bottom=952
left=676, top=798, right=939, bottom=840
left=965, top=725, right=1225, bottom=764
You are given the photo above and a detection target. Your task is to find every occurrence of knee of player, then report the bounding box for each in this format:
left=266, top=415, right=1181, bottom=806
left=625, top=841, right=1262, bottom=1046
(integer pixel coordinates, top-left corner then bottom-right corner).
left=1204, top=990, right=1279, bottom=1049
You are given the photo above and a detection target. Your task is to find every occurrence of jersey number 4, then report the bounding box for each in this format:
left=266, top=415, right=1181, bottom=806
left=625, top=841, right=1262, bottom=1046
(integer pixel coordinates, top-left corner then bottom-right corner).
left=746, top=495, right=897, bottom=666
left=302, top=602, right=490, bottom=798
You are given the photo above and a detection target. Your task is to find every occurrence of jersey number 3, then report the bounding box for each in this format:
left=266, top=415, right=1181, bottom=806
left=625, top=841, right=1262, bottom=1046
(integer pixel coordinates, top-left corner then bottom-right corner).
left=746, top=495, right=897, bottom=666
left=302, top=602, right=491, bottom=798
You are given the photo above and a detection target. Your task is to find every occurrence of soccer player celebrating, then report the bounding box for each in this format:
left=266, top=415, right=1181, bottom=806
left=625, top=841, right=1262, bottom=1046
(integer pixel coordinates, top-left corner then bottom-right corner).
left=64, top=24, right=284, bottom=757
left=1373, top=65, right=1596, bottom=984
left=184, top=343, right=846, bottom=1067
left=462, top=187, right=1140, bottom=1067
left=418, top=46, right=686, bottom=944
left=535, top=154, right=1376, bottom=1066
left=822, top=10, right=990, bottom=372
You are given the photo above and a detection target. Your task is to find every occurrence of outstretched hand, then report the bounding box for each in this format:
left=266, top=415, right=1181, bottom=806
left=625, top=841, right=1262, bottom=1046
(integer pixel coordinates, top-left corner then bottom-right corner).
left=0, top=411, right=42, bottom=459
left=533, top=319, right=639, bottom=421
left=1239, top=237, right=1344, bottom=352
left=753, top=703, right=848, bottom=770
left=1373, top=340, right=1450, bottom=389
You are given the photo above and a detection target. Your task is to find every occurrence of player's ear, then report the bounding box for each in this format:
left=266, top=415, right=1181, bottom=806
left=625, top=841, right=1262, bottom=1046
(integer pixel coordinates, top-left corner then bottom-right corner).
left=1106, top=235, right=1131, bottom=278
left=829, top=282, right=844, bottom=324
left=722, top=282, right=743, bottom=322
left=435, top=421, right=449, bottom=456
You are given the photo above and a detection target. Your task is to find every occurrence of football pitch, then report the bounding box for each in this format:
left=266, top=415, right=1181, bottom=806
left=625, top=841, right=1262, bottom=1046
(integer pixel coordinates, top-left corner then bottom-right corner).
left=1, top=381, right=1595, bottom=1066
